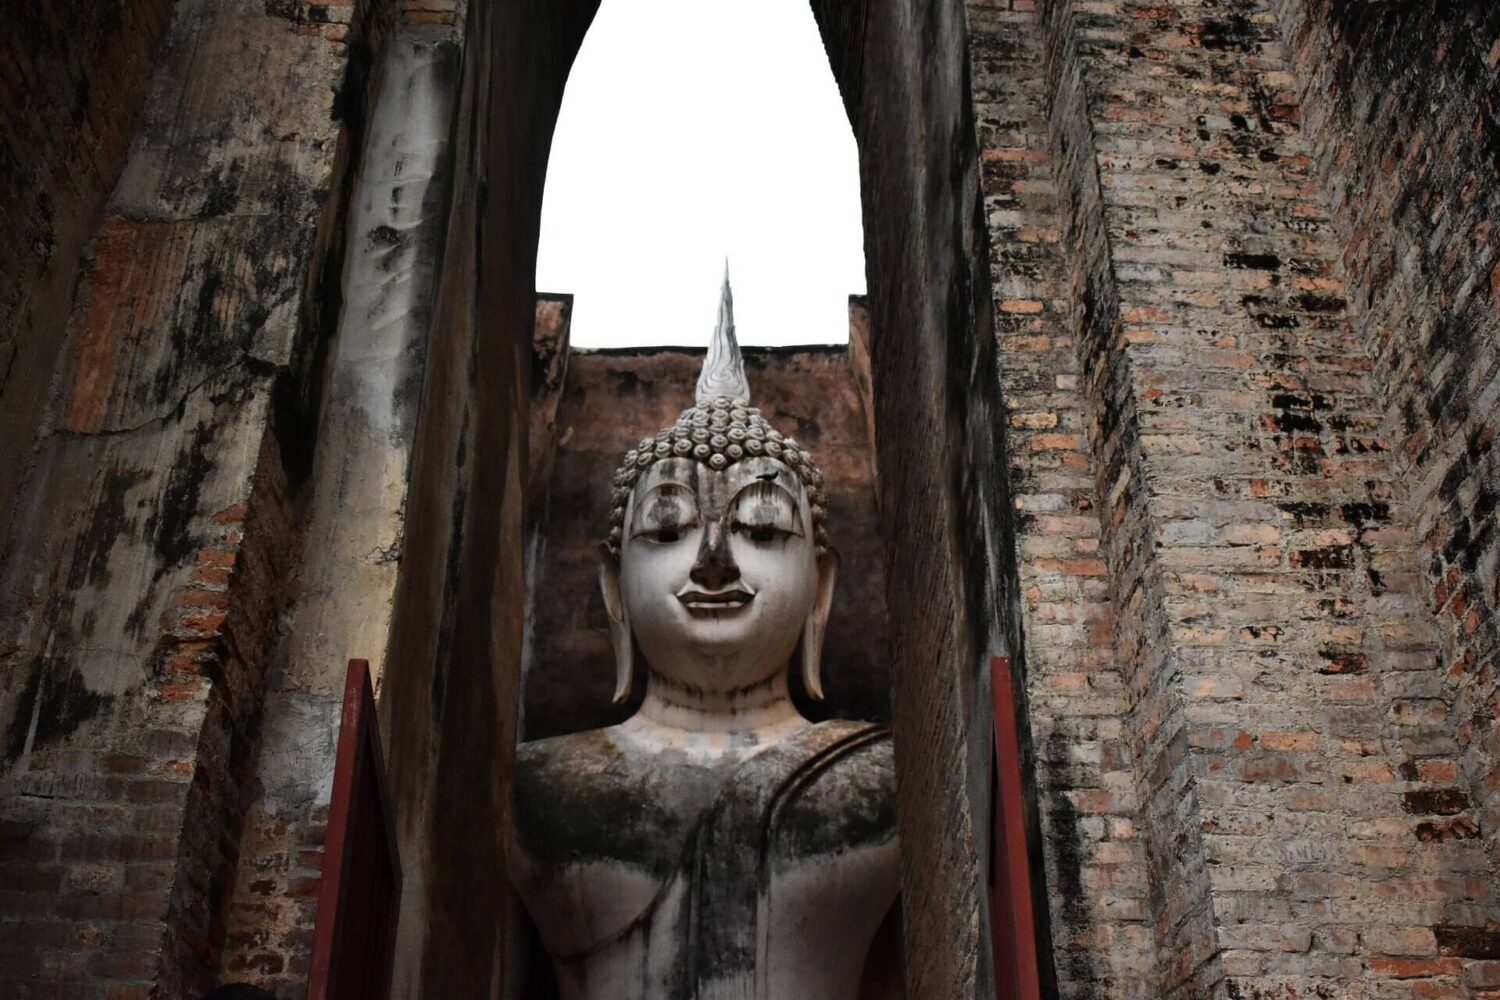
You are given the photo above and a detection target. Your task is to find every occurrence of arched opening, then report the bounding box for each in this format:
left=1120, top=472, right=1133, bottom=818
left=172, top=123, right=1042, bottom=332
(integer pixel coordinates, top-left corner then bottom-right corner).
left=523, top=1, right=887, bottom=740
left=535, top=0, right=866, bottom=348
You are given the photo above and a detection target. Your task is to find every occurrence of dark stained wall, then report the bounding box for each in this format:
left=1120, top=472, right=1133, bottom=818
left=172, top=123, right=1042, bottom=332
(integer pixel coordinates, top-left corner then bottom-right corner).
left=0, top=0, right=386, bottom=993
left=376, top=1, right=597, bottom=996
left=815, top=0, right=1021, bottom=995
left=0, top=0, right=179, bottom=553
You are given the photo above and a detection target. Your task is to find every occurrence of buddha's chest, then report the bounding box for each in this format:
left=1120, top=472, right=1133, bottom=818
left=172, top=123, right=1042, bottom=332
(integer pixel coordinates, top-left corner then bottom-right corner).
left=509, top=724, right=898, bottom=1000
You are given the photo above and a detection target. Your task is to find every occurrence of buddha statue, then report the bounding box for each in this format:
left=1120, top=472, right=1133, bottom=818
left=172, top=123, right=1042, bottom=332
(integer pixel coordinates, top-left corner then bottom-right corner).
left=510, top=271, right=900, bottom=1000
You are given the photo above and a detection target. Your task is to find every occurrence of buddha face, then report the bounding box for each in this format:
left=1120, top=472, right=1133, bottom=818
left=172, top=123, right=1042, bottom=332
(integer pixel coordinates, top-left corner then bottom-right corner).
left=603, top=456, right=835, bottom=698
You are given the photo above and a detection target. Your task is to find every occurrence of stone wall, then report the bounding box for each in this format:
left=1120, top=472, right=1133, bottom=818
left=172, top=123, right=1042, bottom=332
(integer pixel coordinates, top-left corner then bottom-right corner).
left=0, top=1, right=502, bottom=996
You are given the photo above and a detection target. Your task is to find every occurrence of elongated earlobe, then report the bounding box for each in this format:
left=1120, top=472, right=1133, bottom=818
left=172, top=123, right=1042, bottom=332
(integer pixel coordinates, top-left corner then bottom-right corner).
left=801, top=548, right=839, bottom=702
left=598, top=544, right=634, bottom=705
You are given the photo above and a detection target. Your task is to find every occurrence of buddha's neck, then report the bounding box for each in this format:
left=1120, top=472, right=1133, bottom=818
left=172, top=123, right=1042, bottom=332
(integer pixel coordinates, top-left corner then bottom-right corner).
left=636, top=668, right=804, bottom=736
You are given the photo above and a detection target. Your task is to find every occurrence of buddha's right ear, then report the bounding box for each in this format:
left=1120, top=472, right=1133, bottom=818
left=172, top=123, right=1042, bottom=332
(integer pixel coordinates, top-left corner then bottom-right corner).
left=597, top=543, right=634, bottom=706
left=801, top=546, right=839, bottom=703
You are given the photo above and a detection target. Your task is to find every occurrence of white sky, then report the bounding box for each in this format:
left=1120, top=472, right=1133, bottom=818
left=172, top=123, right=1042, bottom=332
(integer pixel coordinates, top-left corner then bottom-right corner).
left=535, top=0, right=866, bottom=348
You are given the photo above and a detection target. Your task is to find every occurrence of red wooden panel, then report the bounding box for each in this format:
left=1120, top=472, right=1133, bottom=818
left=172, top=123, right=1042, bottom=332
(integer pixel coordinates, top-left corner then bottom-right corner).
left=988, top=655, right=1042, bottom=1000
left=308, top=659, right=403, bottom=1000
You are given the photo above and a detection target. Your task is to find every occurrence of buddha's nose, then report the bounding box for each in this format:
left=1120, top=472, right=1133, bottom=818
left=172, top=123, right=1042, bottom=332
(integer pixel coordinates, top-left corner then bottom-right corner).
left=690, top=522, right=741, bottom=591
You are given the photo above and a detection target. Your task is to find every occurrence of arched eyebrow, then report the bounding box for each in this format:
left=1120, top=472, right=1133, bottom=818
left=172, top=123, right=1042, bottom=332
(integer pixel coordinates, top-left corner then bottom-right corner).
left=728, top=477, right=797, bottom=507
left=640, top=479, right=699, bottom=500
left=637, top=482, right=701, bottom=517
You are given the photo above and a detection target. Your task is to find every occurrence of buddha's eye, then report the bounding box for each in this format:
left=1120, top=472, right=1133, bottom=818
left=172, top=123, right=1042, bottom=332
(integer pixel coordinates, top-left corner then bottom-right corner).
left=629, top=484, right=700, bottom=543
left=729, top=481, right=802, bottom=542
left=731, top=520, right=791, bottom=544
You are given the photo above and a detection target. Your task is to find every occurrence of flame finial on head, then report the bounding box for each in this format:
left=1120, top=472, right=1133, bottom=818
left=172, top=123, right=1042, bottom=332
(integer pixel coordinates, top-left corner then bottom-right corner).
left=695, top=260, right=751, bottom=405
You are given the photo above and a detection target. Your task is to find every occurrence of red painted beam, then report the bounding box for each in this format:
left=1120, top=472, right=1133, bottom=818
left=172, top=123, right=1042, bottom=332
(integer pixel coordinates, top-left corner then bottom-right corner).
left=989, top=654, right=1042, bottom=1000
left=308, top=659, right=402, bottom=1000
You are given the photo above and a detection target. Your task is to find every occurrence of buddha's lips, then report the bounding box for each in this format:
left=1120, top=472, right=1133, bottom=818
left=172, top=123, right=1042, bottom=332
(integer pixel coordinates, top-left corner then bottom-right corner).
left=677, top=588, right=755, bottom=611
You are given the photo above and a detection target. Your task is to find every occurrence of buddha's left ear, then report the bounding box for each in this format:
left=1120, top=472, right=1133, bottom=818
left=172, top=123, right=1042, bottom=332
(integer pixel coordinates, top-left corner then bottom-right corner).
left=597, top=543, right=634, bottom=706
left=801, top=547, right=839, bottom=702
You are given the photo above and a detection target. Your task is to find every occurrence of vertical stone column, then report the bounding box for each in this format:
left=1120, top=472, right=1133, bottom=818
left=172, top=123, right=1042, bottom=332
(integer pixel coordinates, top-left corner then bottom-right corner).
left=1036, top=0, right=1496, bottom=995
left=816, top=0, right=1009, bottom=993
left=375, top=0, right=597, bottom=994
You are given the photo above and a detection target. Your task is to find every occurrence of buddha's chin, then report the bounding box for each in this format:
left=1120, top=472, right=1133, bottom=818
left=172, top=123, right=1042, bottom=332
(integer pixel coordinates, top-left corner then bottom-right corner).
left=661, top=603, right=760, bottom=644
left=679, top=621, right=766, bottom=659
left=650, top=624, right=792, bottom=675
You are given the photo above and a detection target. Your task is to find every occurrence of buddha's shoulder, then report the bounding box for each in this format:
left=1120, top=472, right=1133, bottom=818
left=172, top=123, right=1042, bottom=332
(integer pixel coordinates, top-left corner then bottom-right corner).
left=515, top=727, right=622, bottom=768
left=778, top=718, right=895, bottom=807
left=511, top=726, right=717, bottom=873
left=513, top=727, right=633, bottom=797
left=512, top=729, right=642, bottom=857
left=802, top=718, right=894, bottom=769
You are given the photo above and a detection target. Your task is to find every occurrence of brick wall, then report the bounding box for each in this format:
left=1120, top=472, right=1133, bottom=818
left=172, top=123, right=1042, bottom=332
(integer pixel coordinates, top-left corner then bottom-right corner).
left=1041, top=0, right=1224, bottom=987
left=1276, top=0, right=1500, bottom=943
left=402, top=0, right=467, bottom=29
left=1034, top=0, right=1499, bottom=994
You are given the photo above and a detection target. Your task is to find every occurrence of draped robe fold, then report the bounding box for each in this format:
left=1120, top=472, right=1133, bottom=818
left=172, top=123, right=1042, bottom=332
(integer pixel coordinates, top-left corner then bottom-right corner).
left=511, top=719, right=897, bottom=1000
